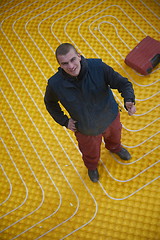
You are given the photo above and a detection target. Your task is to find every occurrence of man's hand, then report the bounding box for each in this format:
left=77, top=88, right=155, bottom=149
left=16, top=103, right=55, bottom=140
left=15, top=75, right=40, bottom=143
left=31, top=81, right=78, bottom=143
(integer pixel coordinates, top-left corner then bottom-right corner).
left=68, top=118, right=77, bottom=132
left=125, top=102, right=136, bottom=116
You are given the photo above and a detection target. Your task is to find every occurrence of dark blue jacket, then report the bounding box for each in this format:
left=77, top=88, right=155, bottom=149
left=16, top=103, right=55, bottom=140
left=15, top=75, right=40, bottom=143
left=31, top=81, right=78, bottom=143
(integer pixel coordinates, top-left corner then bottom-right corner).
left=44, top=57, right=135, bottom=135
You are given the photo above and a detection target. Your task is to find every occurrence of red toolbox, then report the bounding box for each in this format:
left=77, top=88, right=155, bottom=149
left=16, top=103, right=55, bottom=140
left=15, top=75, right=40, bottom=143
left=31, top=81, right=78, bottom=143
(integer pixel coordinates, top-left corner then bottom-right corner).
left=125, top=36, right=160, bottom=75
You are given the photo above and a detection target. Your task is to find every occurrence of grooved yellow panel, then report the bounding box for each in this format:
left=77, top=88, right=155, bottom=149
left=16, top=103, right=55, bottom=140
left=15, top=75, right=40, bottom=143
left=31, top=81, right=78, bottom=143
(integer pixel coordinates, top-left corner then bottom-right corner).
left=0, top=0, right=160, bottom=239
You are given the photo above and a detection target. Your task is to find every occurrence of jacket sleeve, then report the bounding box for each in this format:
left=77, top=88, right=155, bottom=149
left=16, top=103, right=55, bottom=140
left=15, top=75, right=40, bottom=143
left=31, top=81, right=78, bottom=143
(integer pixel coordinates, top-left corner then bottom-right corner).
left=44, top=84, right=69, bottom=127
left=102, top=62, right=135, bottom=104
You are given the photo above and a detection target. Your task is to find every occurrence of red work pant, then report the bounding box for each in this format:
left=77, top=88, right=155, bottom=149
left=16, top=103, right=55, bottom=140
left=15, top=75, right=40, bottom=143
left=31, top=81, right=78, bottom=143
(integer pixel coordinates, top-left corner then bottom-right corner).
left=75, top=113, right=122, bottom=170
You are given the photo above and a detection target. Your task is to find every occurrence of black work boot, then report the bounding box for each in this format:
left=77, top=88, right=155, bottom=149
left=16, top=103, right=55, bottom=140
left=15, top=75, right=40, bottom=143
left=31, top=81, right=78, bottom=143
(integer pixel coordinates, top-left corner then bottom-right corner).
left=116, top=147, right=131, bottom=160
left=88, top=169, right=99, bottom=182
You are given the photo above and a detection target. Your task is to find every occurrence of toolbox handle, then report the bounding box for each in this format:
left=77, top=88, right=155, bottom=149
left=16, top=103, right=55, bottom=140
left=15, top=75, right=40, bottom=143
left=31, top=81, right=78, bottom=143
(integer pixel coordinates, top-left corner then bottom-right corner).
left=151, top=54, right=160, bottom=67
left=147, top=54, right=160, bottom=73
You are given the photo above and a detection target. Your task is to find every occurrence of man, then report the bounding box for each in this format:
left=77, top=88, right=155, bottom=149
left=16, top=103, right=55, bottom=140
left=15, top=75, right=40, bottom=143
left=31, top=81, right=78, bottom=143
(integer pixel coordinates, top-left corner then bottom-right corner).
left=44, top=43, right=136, bottom=182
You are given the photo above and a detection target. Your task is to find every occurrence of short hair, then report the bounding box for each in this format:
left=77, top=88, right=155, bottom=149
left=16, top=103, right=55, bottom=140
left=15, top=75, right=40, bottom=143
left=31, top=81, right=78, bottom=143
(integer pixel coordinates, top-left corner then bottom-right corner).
left=55, top=43, right=78, bottom=62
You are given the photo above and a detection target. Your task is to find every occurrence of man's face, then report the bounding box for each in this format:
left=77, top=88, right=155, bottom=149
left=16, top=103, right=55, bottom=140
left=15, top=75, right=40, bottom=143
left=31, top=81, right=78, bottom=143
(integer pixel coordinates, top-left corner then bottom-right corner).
left=57, top=49, right=81, bottom=77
